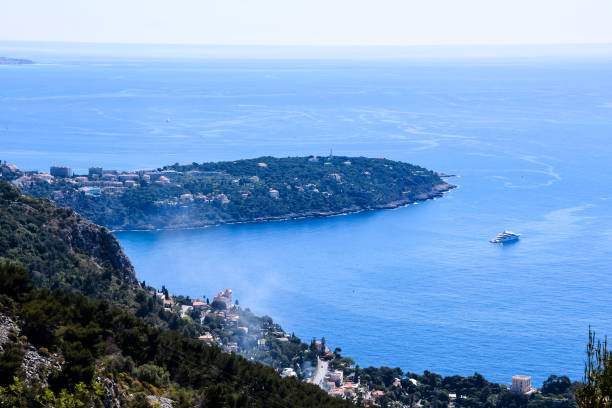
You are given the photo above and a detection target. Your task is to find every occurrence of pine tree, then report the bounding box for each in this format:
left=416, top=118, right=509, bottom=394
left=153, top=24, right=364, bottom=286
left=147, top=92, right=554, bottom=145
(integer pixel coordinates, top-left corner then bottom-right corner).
left=576, top=328, right=612, bottom=408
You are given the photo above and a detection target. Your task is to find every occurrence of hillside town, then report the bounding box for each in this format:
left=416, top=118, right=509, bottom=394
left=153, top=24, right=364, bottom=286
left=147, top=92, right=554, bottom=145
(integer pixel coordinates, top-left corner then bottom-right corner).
left=148, top=282, right=368, bottom=402
left=154, top=286, right=389, bottom=405
left=4, top=163, right=243, bottom=202
left=151, top=284, right=546, bottom=407
left=0, top=160, right=364, bottom=216
left=3, top=161, right=347, bottom=201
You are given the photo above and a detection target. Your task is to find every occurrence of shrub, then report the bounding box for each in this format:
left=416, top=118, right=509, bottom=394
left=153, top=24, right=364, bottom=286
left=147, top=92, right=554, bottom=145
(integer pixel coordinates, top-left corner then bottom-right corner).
left=135, top=364, right=170, bottom=388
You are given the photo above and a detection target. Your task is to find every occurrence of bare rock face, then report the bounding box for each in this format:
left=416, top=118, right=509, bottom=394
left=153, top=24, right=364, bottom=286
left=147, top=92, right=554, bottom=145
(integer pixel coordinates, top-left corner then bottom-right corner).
left=0, top=181, right=139, bottom=289
left=43, top=205, right=138, bottom=286
left=146, top=395, right=175, bottom=408
left=99, top=377, right=122, bottom=408
left=69, top=217, right=138, bottom=285
left=1, top=313, right=62, bottom=387
left=0, top=313, right=18, bottom=352
left=22, top=346, right=62, bottom=387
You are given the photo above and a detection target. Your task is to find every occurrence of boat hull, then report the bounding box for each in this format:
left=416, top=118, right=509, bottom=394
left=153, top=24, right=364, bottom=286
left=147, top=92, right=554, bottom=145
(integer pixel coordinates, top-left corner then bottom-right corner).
left=490, top=236, right=520, bottom=243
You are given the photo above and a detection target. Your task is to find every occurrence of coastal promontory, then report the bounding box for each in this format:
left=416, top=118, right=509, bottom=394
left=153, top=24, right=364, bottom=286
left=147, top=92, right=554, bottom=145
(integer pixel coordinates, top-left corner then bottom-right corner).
left=5, top=156, right=455, bottom=230
left=0, top=57, right=34, bottom=65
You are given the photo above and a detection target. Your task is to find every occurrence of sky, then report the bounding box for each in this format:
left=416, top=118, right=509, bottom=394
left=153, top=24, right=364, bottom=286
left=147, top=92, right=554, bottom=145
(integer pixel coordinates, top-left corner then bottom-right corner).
left=2, top=0, right=612, bottom=46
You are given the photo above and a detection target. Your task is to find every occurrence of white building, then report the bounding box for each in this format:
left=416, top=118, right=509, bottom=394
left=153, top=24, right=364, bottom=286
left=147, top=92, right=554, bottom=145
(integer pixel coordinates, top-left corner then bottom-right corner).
left=213, top=289, right=233, bottom=308
left=281, top=368, right=297, bottom=378
left=510, top=375, right=535, bottom=394
left=180, top=305, right=193, bottom=318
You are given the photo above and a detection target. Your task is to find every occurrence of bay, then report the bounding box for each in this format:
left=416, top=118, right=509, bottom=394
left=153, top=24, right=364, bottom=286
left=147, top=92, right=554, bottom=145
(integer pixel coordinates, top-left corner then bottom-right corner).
left=2, top=47, right=612, bottom=385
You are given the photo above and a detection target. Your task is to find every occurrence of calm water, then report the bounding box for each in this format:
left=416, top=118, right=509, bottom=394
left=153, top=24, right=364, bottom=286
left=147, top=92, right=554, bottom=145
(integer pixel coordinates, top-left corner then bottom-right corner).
left=2, top=50, right=612, bottom=385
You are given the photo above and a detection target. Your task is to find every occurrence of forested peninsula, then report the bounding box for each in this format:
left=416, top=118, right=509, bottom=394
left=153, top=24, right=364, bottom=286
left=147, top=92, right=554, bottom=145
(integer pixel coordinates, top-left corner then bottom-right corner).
left=4, top=156, right=455, bottom=230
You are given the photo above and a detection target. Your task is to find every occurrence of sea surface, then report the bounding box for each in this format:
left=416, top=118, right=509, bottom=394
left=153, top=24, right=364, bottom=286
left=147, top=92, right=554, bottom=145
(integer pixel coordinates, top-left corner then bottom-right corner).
left=2, top=46, right=612, bottom=385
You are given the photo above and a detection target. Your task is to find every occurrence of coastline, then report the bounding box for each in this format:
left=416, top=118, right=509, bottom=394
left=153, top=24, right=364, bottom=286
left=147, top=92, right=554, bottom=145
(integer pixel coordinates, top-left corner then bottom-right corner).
left=111, top=181, right=456, bottom=233
left=0, top=57, right=34, bottom=65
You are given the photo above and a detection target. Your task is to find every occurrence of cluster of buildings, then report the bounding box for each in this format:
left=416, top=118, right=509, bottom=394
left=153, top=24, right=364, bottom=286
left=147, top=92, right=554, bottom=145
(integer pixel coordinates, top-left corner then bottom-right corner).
left=71, top=166, right=185, bottom=195
left=9, top=164, right=215, bottom=197
left=322, top=372, right=536, bottom=405
left=1, top=163, right=54, bottom=186
left=150, top=281, right=469, bottom=407
left=156, top=288, right=252, bottom=353
left=10, top=165, right=142, bottom=195
left=4, top=160, right=348, bottom=204
left=323, top=369, right=386, bottom=405
left=0, top=162, right=20, bottom=179
left=8, top=162, right=276, bottom=203
left=153, top=192, right=231, bottom=207
left=291, top=341, right=387, bottom=405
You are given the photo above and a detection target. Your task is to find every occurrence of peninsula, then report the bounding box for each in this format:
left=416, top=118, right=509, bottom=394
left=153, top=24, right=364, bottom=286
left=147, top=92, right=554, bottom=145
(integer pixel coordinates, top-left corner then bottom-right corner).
left=3, top=156, right=455, bottom=230
left=0, top=57, right=34, bottom=65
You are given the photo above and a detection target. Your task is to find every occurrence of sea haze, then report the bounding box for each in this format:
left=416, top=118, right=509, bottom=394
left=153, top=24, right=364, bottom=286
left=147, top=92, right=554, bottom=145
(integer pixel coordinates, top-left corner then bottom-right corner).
left=2, top=47, right=612, bottom=385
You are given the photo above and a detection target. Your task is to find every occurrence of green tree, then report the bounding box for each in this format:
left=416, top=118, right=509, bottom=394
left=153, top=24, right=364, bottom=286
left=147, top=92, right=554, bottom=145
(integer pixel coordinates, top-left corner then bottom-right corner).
left=211, top=300, right=226, bottom=311
left=0, top=261, right=32, bottom=297
left=0, top=344, right=23, bottom=386
left=576, top=329, right=612, bottom=408
left=135, top=364, right=170, bottom=387
left=542, top=375, right=571, bottom=395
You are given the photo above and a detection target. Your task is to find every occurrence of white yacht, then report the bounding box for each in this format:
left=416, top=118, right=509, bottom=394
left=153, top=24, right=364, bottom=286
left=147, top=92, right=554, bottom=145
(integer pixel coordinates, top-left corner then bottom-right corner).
left=490, top=230, right=520, bottom=243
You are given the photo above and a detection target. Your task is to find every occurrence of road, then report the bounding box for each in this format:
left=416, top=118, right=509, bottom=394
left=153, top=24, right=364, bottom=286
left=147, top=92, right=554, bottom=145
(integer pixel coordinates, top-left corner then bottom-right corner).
left=309, top=357, right=328, bottom=387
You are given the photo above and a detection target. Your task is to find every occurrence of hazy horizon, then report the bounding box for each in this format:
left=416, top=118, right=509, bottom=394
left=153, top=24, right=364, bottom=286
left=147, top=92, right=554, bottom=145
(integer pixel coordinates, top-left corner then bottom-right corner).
left=2, top=41, right=612, bottom=62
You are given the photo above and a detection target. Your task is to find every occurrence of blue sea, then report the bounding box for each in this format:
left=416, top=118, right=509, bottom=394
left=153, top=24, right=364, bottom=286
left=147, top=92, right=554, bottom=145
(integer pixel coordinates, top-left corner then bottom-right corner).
left=2, top=44, right=612, bottom=386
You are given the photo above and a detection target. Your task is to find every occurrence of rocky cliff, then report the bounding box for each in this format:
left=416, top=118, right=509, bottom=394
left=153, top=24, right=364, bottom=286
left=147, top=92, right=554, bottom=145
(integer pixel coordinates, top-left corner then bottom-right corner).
left=0, top=181, right=138, bottom=297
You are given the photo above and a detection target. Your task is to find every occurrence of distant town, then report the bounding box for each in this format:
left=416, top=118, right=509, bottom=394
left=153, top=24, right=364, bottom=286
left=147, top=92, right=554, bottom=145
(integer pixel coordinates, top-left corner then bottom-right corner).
left=8, top=164, right=199, bottom=198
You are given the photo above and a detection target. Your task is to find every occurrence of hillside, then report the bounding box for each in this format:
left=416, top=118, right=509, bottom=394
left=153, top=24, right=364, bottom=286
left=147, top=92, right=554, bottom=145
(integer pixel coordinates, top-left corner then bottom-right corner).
left=0, top=262, right=354, bottom=407
left=0, top=181, right=378, bottom=404
left=0, top=183, right=354, bottom=406
left=0, top=181, right=336, bottom=376
left=14, top=156, right=454, bottom=230
left=0, top=181, right=203, bottom=334
left=0, top=181, right=137, bottom=296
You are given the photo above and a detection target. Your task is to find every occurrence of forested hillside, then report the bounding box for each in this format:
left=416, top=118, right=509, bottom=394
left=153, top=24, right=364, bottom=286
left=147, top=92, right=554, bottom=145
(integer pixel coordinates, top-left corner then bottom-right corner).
left=0, top=262, right=355, bottom=407
left=0, top=181, right=137, bottom=296
left=0, top=181, right=195, bottom=331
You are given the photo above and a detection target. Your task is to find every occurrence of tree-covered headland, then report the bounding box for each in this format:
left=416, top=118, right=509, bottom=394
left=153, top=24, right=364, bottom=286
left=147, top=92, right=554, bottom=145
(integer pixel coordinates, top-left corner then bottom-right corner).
left=8, top=156, right=454, bottom=230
